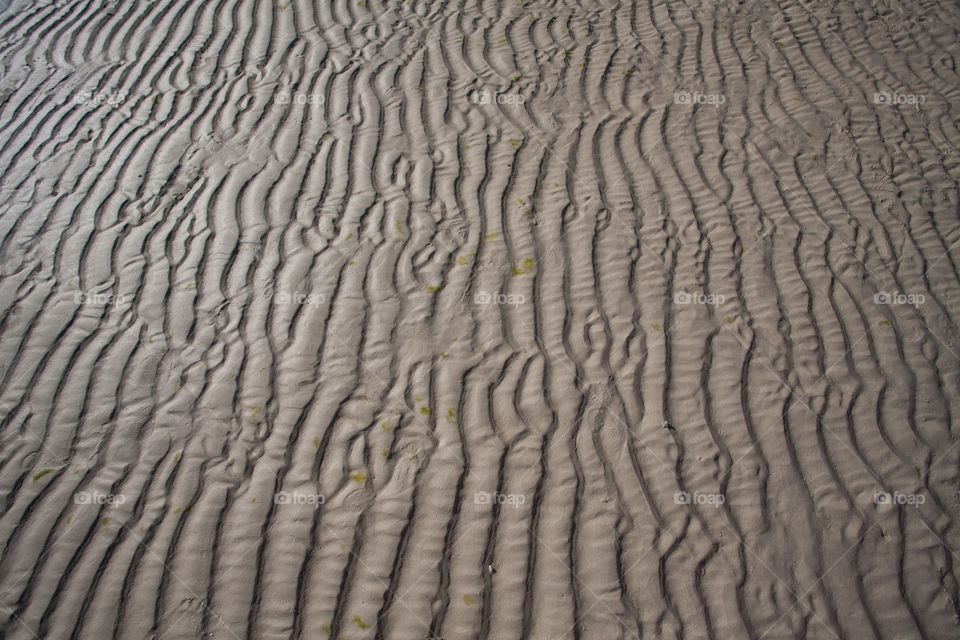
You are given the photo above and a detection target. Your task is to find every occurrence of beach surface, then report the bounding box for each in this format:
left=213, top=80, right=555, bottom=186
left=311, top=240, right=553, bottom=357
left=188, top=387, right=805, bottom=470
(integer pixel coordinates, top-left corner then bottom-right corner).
left=0, top=0, right=960, bottom=638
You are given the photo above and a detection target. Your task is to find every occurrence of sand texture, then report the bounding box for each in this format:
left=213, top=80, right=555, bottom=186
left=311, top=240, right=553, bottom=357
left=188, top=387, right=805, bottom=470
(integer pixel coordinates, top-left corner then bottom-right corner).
left=1, top=0, right=960, bottom=638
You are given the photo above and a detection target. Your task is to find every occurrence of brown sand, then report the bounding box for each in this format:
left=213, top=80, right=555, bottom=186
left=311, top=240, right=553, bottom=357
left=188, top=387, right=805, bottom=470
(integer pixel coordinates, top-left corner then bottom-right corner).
left=0, top=0, right=959, bottom=638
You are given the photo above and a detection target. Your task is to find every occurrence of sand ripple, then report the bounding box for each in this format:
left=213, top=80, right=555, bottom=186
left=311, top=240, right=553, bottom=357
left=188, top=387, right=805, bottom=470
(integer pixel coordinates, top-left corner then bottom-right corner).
left=0, top=0, right=959, bottom=638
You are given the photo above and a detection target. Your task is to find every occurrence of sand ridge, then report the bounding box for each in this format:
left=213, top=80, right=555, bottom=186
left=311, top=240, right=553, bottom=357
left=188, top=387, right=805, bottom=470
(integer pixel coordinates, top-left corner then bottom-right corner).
left=0, top=0, right=959, bottom=638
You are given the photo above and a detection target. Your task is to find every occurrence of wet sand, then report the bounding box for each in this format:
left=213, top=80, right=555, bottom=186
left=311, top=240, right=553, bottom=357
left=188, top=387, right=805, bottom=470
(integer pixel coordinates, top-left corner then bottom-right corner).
left=1, top=0, right=960, bottom=638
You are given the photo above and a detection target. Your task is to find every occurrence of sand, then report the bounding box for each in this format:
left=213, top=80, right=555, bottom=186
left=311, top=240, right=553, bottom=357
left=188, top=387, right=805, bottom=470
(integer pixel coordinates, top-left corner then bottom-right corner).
left=0, top=0, right=959, bottom=638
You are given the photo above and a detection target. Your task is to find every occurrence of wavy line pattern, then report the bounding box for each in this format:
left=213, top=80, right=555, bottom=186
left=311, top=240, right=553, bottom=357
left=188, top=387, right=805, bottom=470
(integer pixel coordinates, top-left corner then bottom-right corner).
left=0, top=0, right=959, bottom=638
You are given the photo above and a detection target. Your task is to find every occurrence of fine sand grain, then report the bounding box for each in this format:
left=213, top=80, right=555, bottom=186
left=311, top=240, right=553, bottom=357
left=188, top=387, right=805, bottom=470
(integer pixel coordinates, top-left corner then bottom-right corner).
left=0, top=0, right=959, bottom=638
